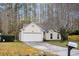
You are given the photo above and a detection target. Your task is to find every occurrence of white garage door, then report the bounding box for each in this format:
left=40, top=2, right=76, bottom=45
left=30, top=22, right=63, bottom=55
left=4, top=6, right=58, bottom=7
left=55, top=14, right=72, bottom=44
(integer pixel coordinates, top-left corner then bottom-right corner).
left=21, top=32, right=43, bottom=41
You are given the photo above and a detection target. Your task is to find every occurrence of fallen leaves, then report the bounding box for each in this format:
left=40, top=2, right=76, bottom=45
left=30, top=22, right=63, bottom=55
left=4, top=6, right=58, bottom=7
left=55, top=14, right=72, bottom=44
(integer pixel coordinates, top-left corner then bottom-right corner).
left=0, top=42, right=56, bottom=56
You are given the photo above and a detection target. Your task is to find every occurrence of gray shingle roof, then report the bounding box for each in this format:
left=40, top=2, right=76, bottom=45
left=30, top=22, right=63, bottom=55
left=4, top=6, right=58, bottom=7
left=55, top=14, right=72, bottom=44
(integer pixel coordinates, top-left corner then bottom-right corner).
left=36, top=21, right=56, bottom=32
left=22, top=21, right=57, bottom=32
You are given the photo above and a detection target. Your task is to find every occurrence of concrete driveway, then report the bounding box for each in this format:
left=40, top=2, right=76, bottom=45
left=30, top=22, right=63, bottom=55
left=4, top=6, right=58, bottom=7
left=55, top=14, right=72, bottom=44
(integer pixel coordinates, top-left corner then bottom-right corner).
left=25, top=42, right=79, bottom=56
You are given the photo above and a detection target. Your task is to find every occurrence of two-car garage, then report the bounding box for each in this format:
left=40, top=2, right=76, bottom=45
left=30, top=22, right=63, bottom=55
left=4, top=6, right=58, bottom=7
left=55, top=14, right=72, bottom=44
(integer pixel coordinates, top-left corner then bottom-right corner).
left=19, top=22, right=43, bottom=42
left=20, top=32, right=43, bottom=41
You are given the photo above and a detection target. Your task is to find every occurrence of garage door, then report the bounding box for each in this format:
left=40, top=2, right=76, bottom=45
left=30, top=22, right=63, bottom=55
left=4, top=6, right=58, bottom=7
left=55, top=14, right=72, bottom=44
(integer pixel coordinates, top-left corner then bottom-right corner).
left=21, top=32, right=43, bottom=41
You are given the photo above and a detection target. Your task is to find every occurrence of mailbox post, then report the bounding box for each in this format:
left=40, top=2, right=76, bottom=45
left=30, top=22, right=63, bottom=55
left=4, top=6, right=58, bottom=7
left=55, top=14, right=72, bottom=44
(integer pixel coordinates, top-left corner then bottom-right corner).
left=67, top=42, right=77, bottom=56
left=68, top=46, right=73, bottom=56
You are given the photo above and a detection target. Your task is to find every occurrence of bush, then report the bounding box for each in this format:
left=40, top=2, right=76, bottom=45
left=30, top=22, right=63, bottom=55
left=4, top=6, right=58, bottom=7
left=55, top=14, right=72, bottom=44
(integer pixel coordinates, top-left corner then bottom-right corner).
left=0, top=35, right=15, bottom=42
left=68, top=35, right=79, bottom=41
left=68, top=30, right=79, bottom=41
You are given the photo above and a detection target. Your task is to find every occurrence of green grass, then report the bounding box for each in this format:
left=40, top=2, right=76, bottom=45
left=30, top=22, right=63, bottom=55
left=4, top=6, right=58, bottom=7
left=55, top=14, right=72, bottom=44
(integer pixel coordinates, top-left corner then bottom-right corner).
left=46, top=40, right=79, bottom=50
left=0, top=42, right=56, bottom=56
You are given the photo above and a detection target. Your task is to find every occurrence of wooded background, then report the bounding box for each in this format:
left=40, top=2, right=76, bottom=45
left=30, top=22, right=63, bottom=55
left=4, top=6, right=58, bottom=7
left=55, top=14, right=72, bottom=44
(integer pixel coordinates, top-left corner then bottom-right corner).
left=0, top=3, right=79, bottom=40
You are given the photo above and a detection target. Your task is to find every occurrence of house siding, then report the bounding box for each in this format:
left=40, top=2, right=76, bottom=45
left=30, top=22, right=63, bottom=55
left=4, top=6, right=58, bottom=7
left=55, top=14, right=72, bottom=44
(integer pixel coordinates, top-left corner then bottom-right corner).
left=19, top=22, right=43, bottom=41
left=45, top=30, right=61, bottom=40
left=19, top=22, right=61, bottom=41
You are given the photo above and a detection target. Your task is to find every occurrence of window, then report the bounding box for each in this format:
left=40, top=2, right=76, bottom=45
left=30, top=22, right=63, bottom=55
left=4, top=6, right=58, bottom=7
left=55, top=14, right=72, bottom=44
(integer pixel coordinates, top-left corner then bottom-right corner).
left=57, top=33, right=59, bottom=39
left=50, top=33, right=53, bottom=39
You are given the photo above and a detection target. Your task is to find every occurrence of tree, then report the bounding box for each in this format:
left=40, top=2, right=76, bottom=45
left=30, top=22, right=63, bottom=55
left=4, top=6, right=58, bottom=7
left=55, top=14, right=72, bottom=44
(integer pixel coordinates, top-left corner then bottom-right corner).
left=47, top=3, right=79, bottom=40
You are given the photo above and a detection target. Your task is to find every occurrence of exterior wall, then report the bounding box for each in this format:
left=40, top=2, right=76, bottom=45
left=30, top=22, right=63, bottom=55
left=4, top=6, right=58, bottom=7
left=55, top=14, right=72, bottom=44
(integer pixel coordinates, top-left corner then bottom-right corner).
left=45, top=30, right=61, bottom=40
left=19, top=22, right=43, bottom=41
left=23, top=22, right=43, bottom=33
left=19, top=32, right=21, bottom=41
left=19, top=23, right=61, bottom=41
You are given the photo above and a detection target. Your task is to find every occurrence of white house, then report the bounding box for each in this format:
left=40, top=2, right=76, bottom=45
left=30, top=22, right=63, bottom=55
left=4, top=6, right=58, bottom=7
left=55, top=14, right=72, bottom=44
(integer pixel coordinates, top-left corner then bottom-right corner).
left=19, top=22, right=61, bottom=42
left=19, top=22, right=43, bottom=41
left=44, top=29, right=61, bottom=40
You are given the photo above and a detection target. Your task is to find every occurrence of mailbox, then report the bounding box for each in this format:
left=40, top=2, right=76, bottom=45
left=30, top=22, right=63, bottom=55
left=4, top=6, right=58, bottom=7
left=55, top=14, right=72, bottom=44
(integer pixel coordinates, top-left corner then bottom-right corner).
left=68, top=42, right=77, bottom=48
left=67, top=41, right=77, bottom=56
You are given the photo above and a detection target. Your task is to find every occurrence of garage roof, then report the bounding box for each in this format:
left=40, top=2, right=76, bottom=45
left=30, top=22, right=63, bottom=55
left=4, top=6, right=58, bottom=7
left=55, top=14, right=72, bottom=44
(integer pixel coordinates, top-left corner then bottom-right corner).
left=21, top=21, right=57, bottom=32
left=36, top=21, right=57, bottom=32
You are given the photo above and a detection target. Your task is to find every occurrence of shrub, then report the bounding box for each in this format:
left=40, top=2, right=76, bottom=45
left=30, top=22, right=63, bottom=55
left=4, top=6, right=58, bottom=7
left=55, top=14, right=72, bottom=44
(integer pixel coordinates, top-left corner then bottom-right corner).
left=68, top=35, right=79, bottom=41
left=68, top=30, right=79, bottom=41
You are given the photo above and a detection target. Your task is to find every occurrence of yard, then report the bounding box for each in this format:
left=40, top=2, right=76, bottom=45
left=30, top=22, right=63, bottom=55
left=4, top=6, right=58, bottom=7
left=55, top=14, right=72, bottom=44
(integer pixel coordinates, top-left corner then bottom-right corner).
left=46, top=40, right=79, bottom=49
left=0, top=42, right=56, bottom=56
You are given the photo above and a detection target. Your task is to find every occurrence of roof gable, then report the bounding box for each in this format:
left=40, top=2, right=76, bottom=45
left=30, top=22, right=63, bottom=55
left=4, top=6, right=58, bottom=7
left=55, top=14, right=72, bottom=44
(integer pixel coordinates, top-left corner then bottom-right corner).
left=21, top=22, right=44, bottom=32
left=21, top=21, right=58, bottom=32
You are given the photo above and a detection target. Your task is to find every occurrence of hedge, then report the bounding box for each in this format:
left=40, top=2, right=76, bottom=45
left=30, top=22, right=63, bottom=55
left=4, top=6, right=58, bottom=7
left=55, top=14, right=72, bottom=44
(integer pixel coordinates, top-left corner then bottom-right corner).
left=68, top=35, right=79, bottom=41
left=0, top=35, right=15, bottom=42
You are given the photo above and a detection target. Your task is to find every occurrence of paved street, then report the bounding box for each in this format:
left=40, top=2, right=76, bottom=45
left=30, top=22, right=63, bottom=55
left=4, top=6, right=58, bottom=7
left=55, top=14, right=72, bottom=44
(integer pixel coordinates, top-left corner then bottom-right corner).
left=25, top=42, right=79, bottom=56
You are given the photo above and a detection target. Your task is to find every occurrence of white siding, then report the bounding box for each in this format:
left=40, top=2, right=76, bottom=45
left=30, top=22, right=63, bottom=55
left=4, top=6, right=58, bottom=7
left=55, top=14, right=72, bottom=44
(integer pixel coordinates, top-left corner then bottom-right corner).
left=19, top=22, right=43, bottom=41
left=19, top=22, right=61, bottom=41
left=23, top=23, right=42, bottom=33
left=45, top=30, right=61, bottom=40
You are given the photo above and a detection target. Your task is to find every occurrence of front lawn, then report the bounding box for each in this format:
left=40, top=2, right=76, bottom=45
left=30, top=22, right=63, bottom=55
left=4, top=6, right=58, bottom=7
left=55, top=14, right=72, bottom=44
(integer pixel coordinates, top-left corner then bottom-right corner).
left=0, top=42, right=56, bottom=56
left=46, top=40, right=79, bottom=49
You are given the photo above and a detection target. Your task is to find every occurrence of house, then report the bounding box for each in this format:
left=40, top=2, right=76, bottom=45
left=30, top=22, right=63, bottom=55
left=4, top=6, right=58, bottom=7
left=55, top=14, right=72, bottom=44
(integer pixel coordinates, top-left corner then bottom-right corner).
left=44, top=29, right=61, bottom=40
left=19, top=22, right=61, bottom=42
left=19, top=22, right=43, bottom=41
